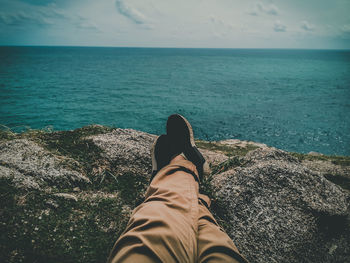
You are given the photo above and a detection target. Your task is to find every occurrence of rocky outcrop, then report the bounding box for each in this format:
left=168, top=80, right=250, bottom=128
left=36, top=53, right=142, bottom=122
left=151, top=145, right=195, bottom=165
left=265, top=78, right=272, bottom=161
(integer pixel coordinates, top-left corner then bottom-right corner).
left=212, top=148, right=349, bottom=263
left=0, top=139, right=90, bottom=190
left=88, top=128, right=156, bottom=178
left=0, top=126, right=349, bottom=263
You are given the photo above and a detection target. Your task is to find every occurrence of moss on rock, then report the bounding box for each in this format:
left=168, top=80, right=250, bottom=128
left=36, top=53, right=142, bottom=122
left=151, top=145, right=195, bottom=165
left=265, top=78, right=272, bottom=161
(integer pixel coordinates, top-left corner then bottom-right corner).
left=0, top=177, right=129, bottom=263
left=196, top=140, right=259, bottom=157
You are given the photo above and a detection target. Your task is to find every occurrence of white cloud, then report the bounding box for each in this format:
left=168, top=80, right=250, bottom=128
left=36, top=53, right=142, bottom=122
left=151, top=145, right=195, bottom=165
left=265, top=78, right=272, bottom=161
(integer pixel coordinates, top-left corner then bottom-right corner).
left=301, top=21, right=314, bottom=31
left=274, top=20, right=286, bottom=32
left=249, top=2, right=279, bottom=16
left=0, top=0, right=349, bottom=49
left=115, top=0, right=148, bottom=25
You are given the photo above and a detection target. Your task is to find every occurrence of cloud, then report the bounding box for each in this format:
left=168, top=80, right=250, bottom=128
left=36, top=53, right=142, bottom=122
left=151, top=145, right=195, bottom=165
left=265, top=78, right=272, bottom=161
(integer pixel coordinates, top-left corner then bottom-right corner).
left=341, top=24, right=350, bottom=33
left=301, top=21, right=314, bottom=31
left=115, top=0, right=147, bottom=25
left=249, top=2, right=279, bottom=16
left=76, top=22, right=99, bottom=31
left=0, top=4, right=100, bottom=33
left=0, top=11, right=53, bottom=26
left=18, top=0, right=57, bottom=5
left=274, top=20, right=286, bottom=32
left=208, top=15, right=226, bottom=26
left=75, top=16, right=101, bottom=31
left=339, top=25, right=350, bottom=39
left=0, top=1, right=68, bottom=27
left=207, top=15, right=235, bottom=38
left=248, top=11, right=258, bottom=16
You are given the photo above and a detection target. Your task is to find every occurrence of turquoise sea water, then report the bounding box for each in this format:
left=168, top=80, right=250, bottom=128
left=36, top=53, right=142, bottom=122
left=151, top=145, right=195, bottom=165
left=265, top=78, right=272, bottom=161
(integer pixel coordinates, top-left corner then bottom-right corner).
left=0, top=47, right=349, bottom=155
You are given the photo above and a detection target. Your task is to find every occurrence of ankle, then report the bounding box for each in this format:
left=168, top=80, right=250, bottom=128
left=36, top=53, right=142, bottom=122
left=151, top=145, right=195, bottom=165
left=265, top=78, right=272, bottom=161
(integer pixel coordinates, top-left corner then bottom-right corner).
left=170, top=154, right=186, bottom=164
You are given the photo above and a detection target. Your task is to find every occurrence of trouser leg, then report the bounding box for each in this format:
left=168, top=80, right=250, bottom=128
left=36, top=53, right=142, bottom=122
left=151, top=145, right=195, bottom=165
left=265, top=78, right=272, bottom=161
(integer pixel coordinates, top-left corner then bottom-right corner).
left=107, top=158, right=200, bottom=263
left=197, top=194, right=248, bottom=263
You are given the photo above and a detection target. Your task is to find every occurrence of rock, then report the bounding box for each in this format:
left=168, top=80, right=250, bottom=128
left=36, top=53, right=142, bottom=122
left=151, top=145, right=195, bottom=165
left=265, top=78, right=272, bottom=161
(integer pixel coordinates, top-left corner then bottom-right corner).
left=302, top=159, right=350, bottom=182
left=88, top=128, right=227, bottom=179
left=1, top=126, right=349, bottom=263
left=0, top=139, right=90, bottom=190
left=219, top=139, right=268, bottom=149
left=212, top=147, right=350, bottom=263
left=0, top=165, right=40, bottom=190
left=199, top=148, right=229, bottom=166
left=53, top=193, right=78, bottom=202
left=308, top=151, right=324, bottom=156
left=88, top=128, right=156, bottom=179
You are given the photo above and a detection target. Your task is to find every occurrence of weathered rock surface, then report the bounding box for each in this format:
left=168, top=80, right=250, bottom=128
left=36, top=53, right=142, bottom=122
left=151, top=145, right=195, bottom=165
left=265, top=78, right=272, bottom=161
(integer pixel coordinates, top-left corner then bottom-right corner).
left=0, top=139, right=90, bottom=190
left=212, top=147, right=350, bottom=263
left=88, top=128, right=156, bottom=178
left=200, top=148, right=229, bottom=166
left=0, top=126, right=349, bottom=263
left=302, top=159, right=350, bottom=181
left=219, top=139, right=268, bottom=149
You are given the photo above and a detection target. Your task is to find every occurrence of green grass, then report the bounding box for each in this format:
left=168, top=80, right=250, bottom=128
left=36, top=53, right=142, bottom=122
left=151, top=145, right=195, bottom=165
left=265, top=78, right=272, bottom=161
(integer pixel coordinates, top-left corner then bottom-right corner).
left=0, top=126, right=17, bottom=141
left=290, top=152, right=350, bottom=166
left=196, top=140, right=258, bottom=157
left=33, top=125, right=151, bottom=202
left=35, top=126, right=114, bottom=174
left=211, top=157, right=244, bottom=175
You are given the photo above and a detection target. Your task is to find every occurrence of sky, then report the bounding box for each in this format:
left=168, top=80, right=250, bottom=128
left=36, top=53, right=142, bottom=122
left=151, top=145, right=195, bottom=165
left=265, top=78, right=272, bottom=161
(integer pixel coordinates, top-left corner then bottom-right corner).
left=0, top=0, right=349, bottom=49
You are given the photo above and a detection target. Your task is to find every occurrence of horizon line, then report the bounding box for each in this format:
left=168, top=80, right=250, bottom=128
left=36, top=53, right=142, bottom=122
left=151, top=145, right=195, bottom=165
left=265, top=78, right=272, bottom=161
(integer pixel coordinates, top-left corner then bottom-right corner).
left=0, top=45, right=349, bottom=51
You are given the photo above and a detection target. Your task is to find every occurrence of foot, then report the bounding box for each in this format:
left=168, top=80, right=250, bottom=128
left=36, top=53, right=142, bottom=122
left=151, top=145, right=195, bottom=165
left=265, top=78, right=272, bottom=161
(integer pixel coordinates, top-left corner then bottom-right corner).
left=151, top=135, right=171, bottom=178
left=166, top=114, right=210, bottom=179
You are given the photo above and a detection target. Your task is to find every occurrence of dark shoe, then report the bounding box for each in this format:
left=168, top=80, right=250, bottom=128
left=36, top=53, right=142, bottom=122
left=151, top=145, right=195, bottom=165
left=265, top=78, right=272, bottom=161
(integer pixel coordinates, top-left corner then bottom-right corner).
left=151, top=135, right=171, bottom=178
left=166, top=114, right=210, bottom=179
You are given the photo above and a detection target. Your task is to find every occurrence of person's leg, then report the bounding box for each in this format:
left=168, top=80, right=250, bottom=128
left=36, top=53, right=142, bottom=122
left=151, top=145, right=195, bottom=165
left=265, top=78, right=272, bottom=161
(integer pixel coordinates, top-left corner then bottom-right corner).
left=197, top=194, right=248, bottom=263
left=107, top=155, right=200, bottom=263
left=108, top=113, right=248, bottom=263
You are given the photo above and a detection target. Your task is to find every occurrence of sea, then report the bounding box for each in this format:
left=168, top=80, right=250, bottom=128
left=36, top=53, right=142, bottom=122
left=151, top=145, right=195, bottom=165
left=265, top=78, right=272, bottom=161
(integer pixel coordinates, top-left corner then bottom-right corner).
left=0, top=47, right=349, bottom=155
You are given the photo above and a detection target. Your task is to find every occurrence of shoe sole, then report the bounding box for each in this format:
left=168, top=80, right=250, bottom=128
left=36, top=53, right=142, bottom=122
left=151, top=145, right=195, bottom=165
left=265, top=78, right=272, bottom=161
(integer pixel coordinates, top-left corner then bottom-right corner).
left=151, top=135, right=159, bottom=173
left=151, top=135, right=169, bottom=175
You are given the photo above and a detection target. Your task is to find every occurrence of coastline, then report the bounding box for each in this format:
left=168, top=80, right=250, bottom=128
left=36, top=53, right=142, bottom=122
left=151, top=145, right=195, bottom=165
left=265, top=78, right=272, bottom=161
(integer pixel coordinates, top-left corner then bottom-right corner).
left=1, top=124, right=349, bottom=190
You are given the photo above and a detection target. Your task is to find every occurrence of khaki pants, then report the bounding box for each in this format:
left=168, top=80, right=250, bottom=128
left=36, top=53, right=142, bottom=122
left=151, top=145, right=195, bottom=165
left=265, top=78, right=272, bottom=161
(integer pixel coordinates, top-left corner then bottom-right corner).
left=108, top=158, right=248, bottom=263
